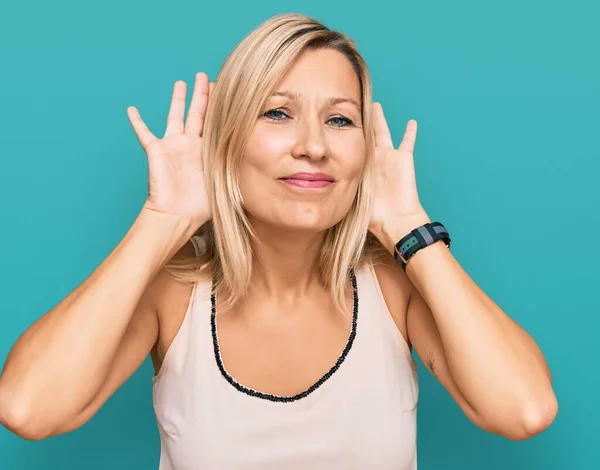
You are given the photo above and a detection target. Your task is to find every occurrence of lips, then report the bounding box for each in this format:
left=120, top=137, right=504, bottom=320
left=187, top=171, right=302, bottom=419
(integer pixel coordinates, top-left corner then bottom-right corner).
left=279, top=172, right=335, bottom=182
left=278, top=172, right=335, bottom=189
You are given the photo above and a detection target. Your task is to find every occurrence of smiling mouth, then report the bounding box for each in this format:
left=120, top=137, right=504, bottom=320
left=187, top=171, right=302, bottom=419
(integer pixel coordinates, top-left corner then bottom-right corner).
left=279, top=178, right=334, bottom=189
left=278, top=172, right=335, bottom=188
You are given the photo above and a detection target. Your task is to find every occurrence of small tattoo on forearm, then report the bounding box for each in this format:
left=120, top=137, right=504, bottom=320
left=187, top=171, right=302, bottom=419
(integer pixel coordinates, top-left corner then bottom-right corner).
left=426, top=353, right=436, bottom=375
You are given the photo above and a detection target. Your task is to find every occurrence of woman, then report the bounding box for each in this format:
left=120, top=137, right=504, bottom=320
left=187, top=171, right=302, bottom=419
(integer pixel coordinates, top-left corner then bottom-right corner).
left=0, top=12, right=557, bottom=470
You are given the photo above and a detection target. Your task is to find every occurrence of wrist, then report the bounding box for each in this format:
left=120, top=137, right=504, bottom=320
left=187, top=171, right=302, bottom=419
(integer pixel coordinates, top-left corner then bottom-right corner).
left=136, top=208, right=200, bottom=248
left=380, top=212, right=432, bottom=256
left=112, top=211, right=192, bottom=280
left=404, top=238, right=449, bottom=278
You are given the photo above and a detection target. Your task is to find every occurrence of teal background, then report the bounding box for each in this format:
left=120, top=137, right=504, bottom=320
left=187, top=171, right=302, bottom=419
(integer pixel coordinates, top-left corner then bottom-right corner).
left=1, top=0, right=598, bottom=468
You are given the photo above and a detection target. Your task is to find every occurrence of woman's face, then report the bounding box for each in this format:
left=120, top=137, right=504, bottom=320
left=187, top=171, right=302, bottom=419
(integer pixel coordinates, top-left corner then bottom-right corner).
left=239, top=47, right=366, bottom=233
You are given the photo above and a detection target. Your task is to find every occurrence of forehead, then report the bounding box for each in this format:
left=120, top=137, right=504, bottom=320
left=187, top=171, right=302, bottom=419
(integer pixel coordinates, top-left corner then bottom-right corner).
left=273, top=48, right=361, bottom=102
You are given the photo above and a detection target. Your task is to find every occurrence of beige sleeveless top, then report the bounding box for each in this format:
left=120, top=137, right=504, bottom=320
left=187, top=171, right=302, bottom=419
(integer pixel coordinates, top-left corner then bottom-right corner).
left=152, top=235, right=419, bottom=470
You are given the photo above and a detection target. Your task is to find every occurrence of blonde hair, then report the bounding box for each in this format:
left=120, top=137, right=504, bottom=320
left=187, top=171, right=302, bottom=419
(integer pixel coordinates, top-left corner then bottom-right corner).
left=165, top=12, right=389, bottom=315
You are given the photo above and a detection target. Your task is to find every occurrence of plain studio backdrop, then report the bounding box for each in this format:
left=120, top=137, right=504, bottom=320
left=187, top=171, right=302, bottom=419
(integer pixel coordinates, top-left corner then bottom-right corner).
left=0, top=0, right=598, bottom=469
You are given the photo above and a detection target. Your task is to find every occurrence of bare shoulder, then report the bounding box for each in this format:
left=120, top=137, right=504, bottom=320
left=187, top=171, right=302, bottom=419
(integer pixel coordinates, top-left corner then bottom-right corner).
left=45, top=238, right=206, bottom=437
left=371, top=256, right=414, bottom=349
left=151, top=239, right=197, bottom=310
left=150, top=238, right=207, bottom=374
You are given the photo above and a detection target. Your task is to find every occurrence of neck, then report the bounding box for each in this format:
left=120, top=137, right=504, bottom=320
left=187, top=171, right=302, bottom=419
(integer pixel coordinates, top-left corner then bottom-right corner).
left=247, top=219, right=327, bottom=307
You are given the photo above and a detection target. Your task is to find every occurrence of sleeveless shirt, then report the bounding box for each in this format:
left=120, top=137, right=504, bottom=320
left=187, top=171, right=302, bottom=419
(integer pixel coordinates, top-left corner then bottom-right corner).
left=151, top=235, right=419, bottom=469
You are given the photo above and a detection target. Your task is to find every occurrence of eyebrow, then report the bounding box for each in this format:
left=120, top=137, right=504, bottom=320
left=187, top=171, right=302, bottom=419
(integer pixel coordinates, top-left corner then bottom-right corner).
left=270, top=91, right=362, bottom=112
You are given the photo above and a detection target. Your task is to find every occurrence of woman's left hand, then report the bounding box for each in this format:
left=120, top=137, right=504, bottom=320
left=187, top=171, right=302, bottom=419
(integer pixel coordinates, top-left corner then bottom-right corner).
left=368, top=102, right=432, bottom=254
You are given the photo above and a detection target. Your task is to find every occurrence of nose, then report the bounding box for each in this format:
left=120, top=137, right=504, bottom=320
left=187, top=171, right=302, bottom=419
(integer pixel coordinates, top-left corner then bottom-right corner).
left=291, top=114, right=328, bottom=161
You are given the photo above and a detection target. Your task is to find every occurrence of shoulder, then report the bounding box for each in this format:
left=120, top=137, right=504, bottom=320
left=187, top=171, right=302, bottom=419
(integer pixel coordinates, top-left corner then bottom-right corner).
left=152, top=236, right=211, bottom=313
left=371, top=256, right=414, bottom=349
left=150, top=238, right=209, bottom=364
left=152, top=240, right=197, bottom=301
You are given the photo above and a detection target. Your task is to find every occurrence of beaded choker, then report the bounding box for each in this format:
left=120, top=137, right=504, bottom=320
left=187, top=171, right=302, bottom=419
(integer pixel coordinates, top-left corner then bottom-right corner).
left=210, top=268, right=358, bottom=403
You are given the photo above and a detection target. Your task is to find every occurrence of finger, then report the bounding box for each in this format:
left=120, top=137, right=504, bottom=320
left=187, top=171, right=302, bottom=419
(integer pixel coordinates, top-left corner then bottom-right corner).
left=185, top=72, right=210, bottom=137
left=127, top=106, right=157, bottom=151
left=164, top=80, right=187, bottom=137
left=372, top=102, right=393, bottom=148
left=397, top=119, right=418, bottom=155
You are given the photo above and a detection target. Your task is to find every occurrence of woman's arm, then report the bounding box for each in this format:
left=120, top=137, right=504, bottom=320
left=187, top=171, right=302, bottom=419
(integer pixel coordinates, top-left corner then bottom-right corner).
left=379, top=229, right=558, bottom=441
left=0, top=210, right=195, bottom=440
left=368, top=105, right=556, bottom=440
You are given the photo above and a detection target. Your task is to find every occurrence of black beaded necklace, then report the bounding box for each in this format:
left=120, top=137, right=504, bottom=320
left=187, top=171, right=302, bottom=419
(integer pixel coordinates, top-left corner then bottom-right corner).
left=210, top=268, right=359, bottom=403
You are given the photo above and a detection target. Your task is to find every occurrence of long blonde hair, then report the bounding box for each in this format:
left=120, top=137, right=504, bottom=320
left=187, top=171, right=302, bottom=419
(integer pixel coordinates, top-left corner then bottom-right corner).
left=165, top=13, right=389, bottom=315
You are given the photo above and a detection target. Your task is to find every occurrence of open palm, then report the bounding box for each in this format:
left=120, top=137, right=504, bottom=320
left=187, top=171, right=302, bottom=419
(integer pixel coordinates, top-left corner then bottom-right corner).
left=127, top=72, right=213, bottom=228
left=369, top=102, right=431, bottom=247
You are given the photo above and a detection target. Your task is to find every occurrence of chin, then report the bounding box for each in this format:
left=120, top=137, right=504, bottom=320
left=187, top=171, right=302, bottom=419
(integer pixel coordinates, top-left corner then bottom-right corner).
left=249, top=211, right=339, bottom=234
left=276, top=218, right=334, bottom=233
left=286, top=221, right=334, bottom=233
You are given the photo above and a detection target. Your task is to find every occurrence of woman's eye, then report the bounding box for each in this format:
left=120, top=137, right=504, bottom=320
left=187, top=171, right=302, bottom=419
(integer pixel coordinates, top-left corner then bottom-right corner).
left=263, top=109, right=289, bottom=120
left=262, top=109, right=353, bottom=127
left=328, top=116, right=353, bottom=127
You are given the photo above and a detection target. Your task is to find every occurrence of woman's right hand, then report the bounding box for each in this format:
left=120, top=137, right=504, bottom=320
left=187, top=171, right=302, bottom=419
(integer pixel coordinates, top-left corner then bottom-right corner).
left=127, top=72, right=213, bottom=229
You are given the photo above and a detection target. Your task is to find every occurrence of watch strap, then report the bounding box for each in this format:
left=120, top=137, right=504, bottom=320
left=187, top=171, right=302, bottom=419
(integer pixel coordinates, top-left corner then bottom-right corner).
left=393, top=222, right=451, bottom=271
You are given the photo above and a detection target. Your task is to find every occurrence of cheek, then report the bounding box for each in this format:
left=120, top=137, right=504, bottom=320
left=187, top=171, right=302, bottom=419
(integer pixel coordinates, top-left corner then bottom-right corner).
left=244, top=126, right=294, bottom=171
left=238, top=127, right=287, bottom=210
left=334, top=135, right=367, bottom=208
left=337, top=133, right=367, bottom=180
